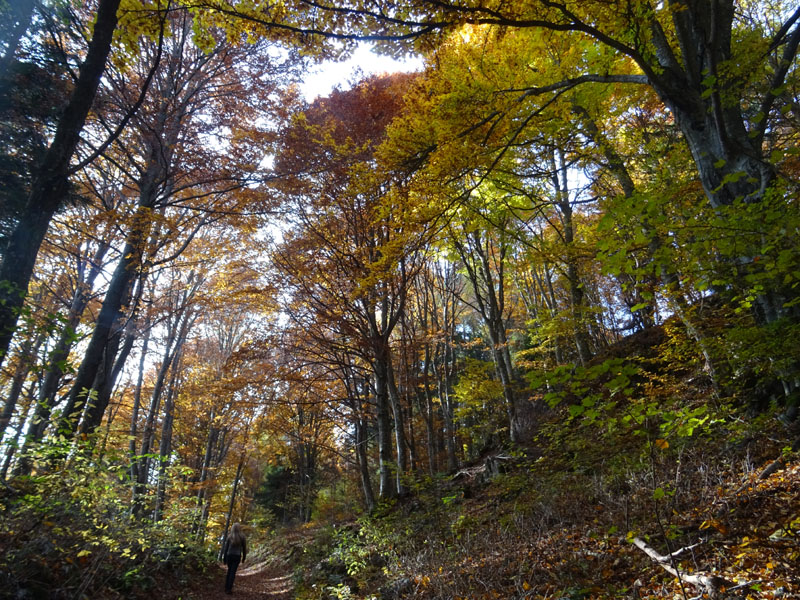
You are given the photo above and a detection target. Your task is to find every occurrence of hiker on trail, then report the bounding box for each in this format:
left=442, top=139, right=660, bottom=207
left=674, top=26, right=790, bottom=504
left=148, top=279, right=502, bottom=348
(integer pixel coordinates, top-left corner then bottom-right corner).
left=222, top=523, right=247, bottom=594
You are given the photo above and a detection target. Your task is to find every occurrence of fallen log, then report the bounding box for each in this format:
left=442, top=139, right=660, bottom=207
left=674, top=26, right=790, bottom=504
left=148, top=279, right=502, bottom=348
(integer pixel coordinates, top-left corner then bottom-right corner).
left=632, top=537, right=731, bottom=599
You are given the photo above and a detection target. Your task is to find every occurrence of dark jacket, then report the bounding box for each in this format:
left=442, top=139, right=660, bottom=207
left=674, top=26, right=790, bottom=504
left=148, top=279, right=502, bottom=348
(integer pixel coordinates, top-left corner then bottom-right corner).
left=222, top=534, right=247, bottom=562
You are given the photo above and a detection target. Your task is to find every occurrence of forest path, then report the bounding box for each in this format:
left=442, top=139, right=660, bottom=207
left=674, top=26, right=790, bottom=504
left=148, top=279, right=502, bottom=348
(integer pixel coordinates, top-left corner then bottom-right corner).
left=191, top=560, right=294, bottom=600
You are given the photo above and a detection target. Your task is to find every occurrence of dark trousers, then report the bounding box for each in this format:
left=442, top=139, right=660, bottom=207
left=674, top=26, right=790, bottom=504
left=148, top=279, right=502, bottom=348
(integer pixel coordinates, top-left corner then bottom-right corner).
left=225, top=554, right=241, bottom=592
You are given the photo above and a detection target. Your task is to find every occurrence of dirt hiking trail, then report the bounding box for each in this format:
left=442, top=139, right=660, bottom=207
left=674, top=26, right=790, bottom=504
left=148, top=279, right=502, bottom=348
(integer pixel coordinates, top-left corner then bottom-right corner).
left=190, top=560, right=294, bottom=600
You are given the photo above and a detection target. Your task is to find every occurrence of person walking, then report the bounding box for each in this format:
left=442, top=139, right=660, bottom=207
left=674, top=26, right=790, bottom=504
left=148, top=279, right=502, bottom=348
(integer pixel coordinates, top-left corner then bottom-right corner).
left=222, top=523, right=247, bottom=594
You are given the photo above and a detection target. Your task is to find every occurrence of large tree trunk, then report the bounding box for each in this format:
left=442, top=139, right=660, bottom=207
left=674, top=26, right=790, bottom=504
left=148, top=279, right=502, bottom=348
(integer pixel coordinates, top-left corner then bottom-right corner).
left=643, top=2, right=799, bottom=323
left=0, top=0, right=121, bottom=371
left=647, top=1, right=775, bottom=209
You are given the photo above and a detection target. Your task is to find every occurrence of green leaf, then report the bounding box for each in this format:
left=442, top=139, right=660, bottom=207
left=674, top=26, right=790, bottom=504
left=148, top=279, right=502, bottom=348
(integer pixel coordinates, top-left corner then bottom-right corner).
left=701, top=74, right=716, bottom=88
left=569, top=404, right=585, bottom=417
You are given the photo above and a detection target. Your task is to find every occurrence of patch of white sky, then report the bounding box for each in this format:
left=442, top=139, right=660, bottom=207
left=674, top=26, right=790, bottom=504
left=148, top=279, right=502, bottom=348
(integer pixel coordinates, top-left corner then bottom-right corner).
left=299, top=42, right=425, bottom=101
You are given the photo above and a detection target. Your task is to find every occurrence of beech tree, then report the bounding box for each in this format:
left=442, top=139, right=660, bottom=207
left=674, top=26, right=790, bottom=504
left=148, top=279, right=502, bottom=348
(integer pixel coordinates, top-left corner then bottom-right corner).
left=270, top=74, right=433, bottom=498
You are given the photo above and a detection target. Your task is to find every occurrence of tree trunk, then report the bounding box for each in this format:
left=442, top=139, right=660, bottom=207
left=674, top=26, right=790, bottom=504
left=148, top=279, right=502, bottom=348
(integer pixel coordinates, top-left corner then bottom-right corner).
left=372, top=366, right=395, bottom=499
left=132, top=308, right=191, bottom=514
left=551, top=150, right=592, bottom=367
left=0, top=326, right=44, bottom=438
left=193, top=418, right=224, bottom=537
left=22, top=241, right=110, bottom=451
left=419, top=347, right=437, bottom=476
left=79, top=306, right=139, bottom=436
left=386, top=356, right=408, bottom=495
left=0, top=381, right=36, bottom=479
left=58, top=196, right=158, bottom=437
left=128, top=316, right=152, bottom=483
left=152, top=377, right=178, bottom=522
left=454, top=228, right=520, bottom=442
left=431, top=287, right=459, bottom=471
left=218, top=452, right=246, bottom=559
left=354, top=411, right=375, bottom=511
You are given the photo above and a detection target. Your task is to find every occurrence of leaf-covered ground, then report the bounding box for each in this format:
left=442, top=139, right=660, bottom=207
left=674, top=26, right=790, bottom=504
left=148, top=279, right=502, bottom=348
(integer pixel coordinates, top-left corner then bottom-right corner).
left=189, top=444, right=797, bottom=600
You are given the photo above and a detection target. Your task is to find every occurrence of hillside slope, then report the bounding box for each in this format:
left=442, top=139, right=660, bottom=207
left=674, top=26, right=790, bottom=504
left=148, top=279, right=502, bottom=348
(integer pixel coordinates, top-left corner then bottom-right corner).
left=244, top=323, right=800, bottom=600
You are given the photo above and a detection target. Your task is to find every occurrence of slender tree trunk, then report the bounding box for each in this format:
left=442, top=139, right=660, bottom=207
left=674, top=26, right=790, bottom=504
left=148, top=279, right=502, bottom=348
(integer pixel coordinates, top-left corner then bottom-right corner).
left=218, top=452, right=246, bottom=559
left=433, top=331, right=458, bottom=472
left=197, top=428, right=229, bottom=541
left=354, top=410, right=375, bottom=511
left=420, top=349, right=436, bottom=476
left=193, top=417, right=221, bottom=536
left=551, top=150, right=592, bottom=366
left=79, top=312, right=138, bottom=436
left=22, top=241, right=110, bottom=451
left=152, top=381, right=177, bottom=522
left=372, top=367, right=395, bottom=499
left=0, top=327, right=44, bottom=438
left=0, top=382, right=36, bottom=479
left=133, top=310, right=190, bottom=514
left=386, top=356, right=408, bottom=495
left=129, top=317, right=151, bottom=483
left=59, top=199, right=157, bottom=436
left=455, top=229, right=520, bottom=442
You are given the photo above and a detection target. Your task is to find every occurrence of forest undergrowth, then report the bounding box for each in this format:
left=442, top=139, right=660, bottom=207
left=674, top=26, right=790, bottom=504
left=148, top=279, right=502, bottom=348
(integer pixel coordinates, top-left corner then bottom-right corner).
left=251, top=323, right=800, bottom=600
left=269, top=431, right=799, bottom=600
